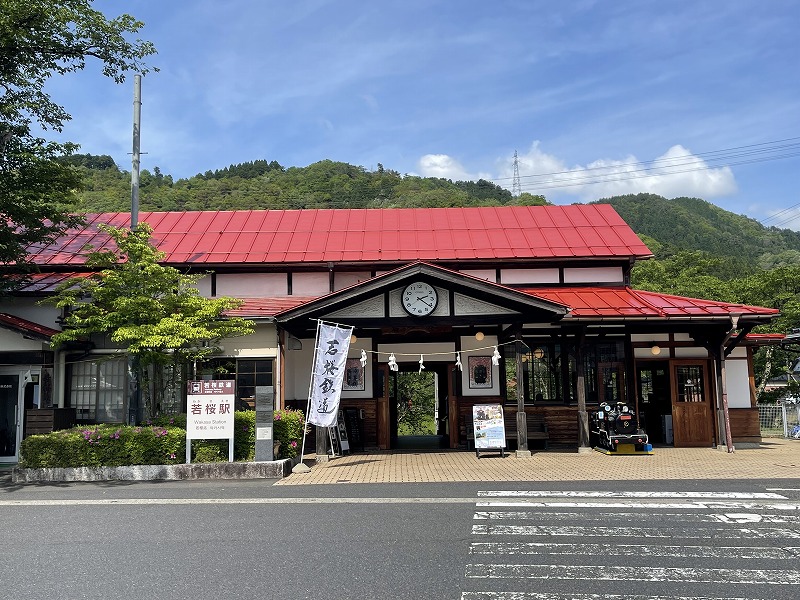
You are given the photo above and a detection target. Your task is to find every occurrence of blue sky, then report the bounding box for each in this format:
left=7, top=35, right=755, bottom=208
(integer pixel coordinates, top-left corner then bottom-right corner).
left=48, top=1, right=800, bottom=226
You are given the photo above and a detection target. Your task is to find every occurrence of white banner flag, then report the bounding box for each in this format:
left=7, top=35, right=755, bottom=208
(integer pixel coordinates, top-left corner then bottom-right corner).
left=307, top=322, right=353, bottom=427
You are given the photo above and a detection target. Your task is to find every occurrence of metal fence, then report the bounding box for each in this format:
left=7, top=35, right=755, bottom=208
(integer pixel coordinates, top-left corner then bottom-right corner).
left=758, top=403, right=800, bottom=438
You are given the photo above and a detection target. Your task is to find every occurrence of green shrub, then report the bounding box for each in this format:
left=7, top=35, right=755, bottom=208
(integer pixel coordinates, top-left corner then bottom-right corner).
left=193, top=443, right=224, bottom=463
left=20, top=424, right=185, bottom=469
left=19, top=409, right=304, bottom=468
left=273, top=408, right=307, bottom=459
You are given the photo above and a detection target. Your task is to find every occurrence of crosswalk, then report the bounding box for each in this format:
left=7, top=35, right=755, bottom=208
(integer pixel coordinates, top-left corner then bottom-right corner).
left=461, top=490, right=800, bottom=600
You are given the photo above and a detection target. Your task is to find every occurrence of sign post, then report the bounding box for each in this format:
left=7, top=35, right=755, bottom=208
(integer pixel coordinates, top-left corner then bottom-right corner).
left=186, top=380, right=235, bottom=463
left=472, top=403, right=506, bottom=458
left=255, top=385, right=275, bottom=462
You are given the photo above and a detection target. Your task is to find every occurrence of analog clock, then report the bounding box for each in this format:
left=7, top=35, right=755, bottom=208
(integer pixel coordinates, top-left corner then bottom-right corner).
left=402, top=281, right=438, bottom=316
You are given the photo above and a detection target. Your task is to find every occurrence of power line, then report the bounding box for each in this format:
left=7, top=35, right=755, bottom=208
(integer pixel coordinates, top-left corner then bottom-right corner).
left=493, top=136, right=800, bottom=183
left=505, top=148, right=800, bottom=194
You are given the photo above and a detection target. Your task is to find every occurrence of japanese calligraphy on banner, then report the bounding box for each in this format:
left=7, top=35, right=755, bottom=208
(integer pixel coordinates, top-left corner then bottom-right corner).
left=308, top=322, right=353, bottom=427
left=186, top=380, right=235, bottom=440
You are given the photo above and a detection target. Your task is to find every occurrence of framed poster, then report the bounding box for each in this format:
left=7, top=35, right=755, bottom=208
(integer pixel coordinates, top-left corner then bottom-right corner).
left=472, top=404, right=506, bottom=450
left=468, top=356, right=492, bottom=389
left=343, top=358, right=365, bottom=391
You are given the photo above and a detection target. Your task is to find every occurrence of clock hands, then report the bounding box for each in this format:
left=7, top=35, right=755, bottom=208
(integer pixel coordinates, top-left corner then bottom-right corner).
left=416, top=295, right=433, bottom=308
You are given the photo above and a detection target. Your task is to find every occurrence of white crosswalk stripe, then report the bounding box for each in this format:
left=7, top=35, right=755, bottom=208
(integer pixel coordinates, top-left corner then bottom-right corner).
left=462, top=489, right=800, bottom=600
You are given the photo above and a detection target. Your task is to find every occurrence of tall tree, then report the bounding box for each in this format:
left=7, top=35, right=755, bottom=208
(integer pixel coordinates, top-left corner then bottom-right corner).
left=46, top=224, right=255, bottom=419
left=0, top=0, right=156, bottom=286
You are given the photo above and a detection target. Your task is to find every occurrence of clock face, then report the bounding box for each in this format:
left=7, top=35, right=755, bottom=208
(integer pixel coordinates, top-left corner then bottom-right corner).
left=402, top=282, right=438, bottom=316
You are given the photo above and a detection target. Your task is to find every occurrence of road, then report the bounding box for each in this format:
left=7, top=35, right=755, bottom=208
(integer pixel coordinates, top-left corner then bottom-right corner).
left=1, top=477, right=799, bottom=599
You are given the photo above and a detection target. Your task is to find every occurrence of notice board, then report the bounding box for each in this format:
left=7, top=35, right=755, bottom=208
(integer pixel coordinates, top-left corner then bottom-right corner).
left=472, top=404, right=506, bottom=450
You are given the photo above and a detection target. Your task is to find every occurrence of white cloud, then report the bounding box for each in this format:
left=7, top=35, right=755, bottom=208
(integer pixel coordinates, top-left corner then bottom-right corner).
left=511, top=142, right=738, bottom=200
left=417, top=154, right=492, bottom=181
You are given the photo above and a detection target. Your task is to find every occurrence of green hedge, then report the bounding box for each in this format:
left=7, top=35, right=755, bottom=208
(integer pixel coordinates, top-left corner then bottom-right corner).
left=20, top=424, right=186, bottom=468
left=20, top=409, right=307, bottom=468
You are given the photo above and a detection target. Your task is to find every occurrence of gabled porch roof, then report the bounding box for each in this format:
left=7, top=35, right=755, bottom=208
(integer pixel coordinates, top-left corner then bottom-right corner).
left=273, top=261, right=569, bottom=333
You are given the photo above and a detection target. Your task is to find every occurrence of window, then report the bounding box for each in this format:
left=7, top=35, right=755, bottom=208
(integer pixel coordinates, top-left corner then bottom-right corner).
left=676, top=365, right=705, bottom=403
left=69, top=357, right=127, bottom=422
left=504, top=339, right=626, bottom=406
left=201, top=358, right=274, bottom=410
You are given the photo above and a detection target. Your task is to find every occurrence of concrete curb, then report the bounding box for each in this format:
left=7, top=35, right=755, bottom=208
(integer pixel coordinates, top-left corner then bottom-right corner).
left=11, top=459, right=296, bottom=483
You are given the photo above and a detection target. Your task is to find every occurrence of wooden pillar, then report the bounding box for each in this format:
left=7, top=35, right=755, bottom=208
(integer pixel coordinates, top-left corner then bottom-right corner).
left=575, top=330, right=590, bottom=450
left=515, top=332, right=529, bottom=454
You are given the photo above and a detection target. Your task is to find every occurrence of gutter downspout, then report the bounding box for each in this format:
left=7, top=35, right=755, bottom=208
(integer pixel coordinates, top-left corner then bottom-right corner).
left=719, top=315, right=740, bottom=453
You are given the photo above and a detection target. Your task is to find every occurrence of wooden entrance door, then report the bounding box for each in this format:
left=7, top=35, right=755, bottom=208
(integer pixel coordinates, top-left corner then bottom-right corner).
left=670, top=362, right=714, bottom=447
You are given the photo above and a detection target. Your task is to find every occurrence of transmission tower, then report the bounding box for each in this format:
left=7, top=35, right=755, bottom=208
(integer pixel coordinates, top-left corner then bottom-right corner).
left=512, top=150, right=521, bottom=197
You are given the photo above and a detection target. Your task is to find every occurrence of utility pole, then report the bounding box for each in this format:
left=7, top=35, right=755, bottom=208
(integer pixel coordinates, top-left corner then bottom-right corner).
left=131, top=74, right=142, bottom=230
left=128, top=74, right=142, bottom=425
left=512, top=150, right=521, bottom=197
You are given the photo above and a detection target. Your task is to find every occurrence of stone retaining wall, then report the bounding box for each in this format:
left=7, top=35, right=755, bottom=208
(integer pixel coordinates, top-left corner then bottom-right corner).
left=12, top=459, right=295, bottom=483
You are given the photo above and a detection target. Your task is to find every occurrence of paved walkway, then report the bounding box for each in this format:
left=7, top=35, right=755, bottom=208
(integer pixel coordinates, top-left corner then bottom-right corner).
left=277, top=438, right=800, bottom=485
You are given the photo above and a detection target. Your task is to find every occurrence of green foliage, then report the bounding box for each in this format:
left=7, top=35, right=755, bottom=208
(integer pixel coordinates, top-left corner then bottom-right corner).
left=272, top=408, right=307, bottom=459
left=599, top=193, right=800, bottom=278
left=396, top=372, right=437, bottom=435
left=69, top=156, right=553, bottom=212
left=20, top=424, right=185, bottom=468
left=47, top=223, right=255, bottom=360
left=44, top=223, right=254, bottom=418
left=0, top=1, right=155, bottom=284
left=19, top=411, right=267, bottom=467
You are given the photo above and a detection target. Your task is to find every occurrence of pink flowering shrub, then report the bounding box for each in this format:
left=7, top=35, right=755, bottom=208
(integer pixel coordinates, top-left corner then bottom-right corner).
left=20, top=424, right=185, bottom=468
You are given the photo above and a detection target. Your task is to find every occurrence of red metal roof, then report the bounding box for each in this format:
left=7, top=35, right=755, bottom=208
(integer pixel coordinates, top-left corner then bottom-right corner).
left=24, top=205, right=653, bottom=266
left=225, top=297, right=319, bottom=317
left=524, top=287, right=779, bottom=319
left=0, top=313, right=60, bottom=339
left=12, top=272, right=88, bottom=293
left=225, top=287, right=778, bottom=321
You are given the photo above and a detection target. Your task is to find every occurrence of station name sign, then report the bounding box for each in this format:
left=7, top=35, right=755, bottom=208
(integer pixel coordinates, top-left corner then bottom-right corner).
left=186, top=380, right=235, bottom=440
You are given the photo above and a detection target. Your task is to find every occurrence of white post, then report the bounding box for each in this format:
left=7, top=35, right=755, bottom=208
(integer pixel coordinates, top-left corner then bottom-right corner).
left=131, top=74, right=142, bottom=230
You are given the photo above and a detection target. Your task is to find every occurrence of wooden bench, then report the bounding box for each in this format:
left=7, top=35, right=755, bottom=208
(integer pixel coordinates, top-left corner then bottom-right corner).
left=466, top=412, right=549, bottom=451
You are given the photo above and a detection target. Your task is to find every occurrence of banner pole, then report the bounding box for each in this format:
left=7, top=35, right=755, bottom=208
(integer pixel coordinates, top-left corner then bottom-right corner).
left=293, top=320, right=322, bottom=473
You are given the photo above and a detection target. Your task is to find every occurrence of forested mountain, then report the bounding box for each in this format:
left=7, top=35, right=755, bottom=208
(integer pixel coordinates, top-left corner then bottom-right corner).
left=64, top=155, right=546, bottom=213
left=595, top=193, right=800, bottom=277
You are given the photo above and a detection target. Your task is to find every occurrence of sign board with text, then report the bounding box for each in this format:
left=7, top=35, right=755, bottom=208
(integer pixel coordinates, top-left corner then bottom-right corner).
left=186, top=380, right=235, bottom=440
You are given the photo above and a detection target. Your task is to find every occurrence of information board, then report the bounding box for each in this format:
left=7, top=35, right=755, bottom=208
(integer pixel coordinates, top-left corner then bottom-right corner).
left=186, top=380, right=235, bottom=440
left=472, top=404, right=506, bottom=451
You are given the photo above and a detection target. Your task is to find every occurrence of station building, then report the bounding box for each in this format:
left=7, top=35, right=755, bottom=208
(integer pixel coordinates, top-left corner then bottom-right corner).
left=0, top=204, right=779, bottom=462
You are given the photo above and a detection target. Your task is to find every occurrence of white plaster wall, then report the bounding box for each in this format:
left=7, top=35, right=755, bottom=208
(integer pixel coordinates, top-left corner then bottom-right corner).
left=285, top=337, right=373, bottom=400
left=0, top=300, right=61, bottom=328
left=726, top=358, right=752, bottom=408
left=0, top=328, right=49, bottom=351
left=376, top=342, right=456, bottom=363
left=563, top=266, right=624, bottom=284
left=216, top=273, right=287, bottom=296
left=293, top=272, right=330, bottom=296
left=460, top=269, right=496, bottom=282
left=218, top=325, right=277, bottom=358
left=195, top=275, right=212, bottom=297
left=286, top=340, right=314, bottom=400
left=501, top=268, right=559, bottom=285
left=674, top=347, right=710, bottom=358
left=634, top=347, right=660, bottom=359
left=631, top=333, right=670, bottom=342
left=729, top=346, right=748, bottom=359
left=334, top=272, right=371, bottom=291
